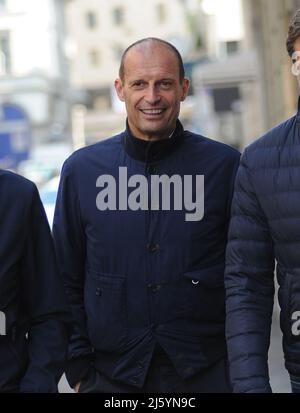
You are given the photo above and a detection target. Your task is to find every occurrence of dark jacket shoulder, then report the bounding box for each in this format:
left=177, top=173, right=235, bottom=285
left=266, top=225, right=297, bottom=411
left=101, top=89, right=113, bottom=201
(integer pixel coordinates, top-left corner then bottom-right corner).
left=0, top=169, right=36, bottom=204
left=185, top=130, right=240, bottom=154
left=64, top=134, right=123, bottom=169
left=242, top=114, right=297, bottom=169
left=183, top=130, right=241, bottom=165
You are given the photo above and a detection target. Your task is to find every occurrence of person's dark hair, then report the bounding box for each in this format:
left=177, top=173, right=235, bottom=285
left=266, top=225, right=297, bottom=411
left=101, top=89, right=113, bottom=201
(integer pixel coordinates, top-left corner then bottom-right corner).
left=287, top=9, right=300, bottom=57
left=119, top=37, right=185, bottom=83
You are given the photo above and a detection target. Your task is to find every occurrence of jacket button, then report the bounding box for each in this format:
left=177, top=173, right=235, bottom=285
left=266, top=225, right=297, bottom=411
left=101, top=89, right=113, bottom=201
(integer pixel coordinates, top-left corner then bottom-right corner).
left=148, top=284, right=161, bottom=293
left=148, top=165, right=158, bottom=174
left=148, top=243, right=160, bottom=253
left=96, top=288, right=102, bottom=296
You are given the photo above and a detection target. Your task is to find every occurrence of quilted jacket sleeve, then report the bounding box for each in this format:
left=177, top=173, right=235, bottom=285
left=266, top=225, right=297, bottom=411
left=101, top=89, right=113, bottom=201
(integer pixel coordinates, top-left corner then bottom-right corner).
left=225, top=148, right=275, bottom=393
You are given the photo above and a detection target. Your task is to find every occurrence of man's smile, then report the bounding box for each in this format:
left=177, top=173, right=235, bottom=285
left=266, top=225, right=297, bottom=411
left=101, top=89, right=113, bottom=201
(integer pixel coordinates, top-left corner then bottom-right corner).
left=139, top=108, right=166, bottom=115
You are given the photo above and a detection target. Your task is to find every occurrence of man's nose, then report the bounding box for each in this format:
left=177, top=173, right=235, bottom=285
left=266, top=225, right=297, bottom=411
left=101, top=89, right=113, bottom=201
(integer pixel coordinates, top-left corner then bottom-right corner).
left=144, top=86, right=160, bottom=105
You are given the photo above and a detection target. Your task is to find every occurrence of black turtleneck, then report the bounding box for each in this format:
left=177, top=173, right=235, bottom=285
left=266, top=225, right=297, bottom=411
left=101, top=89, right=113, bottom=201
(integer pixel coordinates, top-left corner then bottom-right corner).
left=123, top=119, right=185, bottom=164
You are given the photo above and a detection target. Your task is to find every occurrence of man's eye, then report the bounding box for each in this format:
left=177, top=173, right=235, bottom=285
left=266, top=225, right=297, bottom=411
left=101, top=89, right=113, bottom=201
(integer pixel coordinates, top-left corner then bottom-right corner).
left=161, top=81, right=172, bottom=87
left=132, top=82, right=144, bottom=88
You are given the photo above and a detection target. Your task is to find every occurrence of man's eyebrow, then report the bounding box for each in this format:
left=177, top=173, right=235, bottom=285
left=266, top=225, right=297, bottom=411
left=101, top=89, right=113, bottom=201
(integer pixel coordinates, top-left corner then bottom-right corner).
left=127, top=76, right=176, bottom=86
left=128, top=79, right=145, bottom=85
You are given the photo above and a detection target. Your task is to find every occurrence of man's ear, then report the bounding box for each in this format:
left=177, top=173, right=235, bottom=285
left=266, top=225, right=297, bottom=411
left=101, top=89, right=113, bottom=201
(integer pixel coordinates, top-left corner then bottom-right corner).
left=115, top=78, right=125, bottom=102
left=181, top=78, right=190, bottom=102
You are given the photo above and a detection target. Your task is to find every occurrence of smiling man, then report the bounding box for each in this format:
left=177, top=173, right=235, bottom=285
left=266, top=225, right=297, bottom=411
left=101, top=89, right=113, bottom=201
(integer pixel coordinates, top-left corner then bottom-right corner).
left=115, top=39, right=189, bottom=141
left=53, top=38, right=240, bottom=393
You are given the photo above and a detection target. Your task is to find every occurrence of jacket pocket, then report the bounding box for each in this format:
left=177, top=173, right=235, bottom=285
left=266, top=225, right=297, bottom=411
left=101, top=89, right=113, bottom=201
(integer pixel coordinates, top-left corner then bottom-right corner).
left=84, top=269, right=127, bottom=352
left=183, top=264, right=225, bottom=322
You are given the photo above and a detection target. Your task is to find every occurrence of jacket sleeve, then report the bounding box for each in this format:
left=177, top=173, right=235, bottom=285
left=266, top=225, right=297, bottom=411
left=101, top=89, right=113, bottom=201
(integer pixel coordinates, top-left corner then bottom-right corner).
left=225, top=149, right=275, bottom=393
left=52, top=160, right=94, bottom=388
left=19, top=184, right=70, bottom=393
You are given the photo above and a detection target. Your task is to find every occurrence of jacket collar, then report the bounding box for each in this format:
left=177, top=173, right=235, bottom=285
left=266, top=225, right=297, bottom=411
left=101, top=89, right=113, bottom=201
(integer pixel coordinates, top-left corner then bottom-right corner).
left=297, top=95, right=300, bottom=121
left=123, top=119, right=185, bottom=163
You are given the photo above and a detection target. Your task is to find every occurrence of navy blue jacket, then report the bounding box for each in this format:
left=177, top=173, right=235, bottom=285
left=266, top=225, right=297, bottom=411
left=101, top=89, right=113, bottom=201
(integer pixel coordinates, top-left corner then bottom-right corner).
left=53, top=121, right=240, bottom=389
left=0, top=171, right=69, bottom=393
left=226, top=99, right=300, bottom=393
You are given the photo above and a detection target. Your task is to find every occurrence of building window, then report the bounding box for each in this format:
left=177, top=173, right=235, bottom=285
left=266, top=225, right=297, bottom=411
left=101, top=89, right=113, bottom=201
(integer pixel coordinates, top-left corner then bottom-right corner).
left=157, top=3, right=166, bottom=24
left=0, top=31, right=11, bottom=75
left=89, top=49, right=100, bottom=67
left=113, top=7, right=124, bottom=26
left=86, top=88, right=112, bottom=111
left=225, top=41, right=240, bottom=55
left=212, top=87, right=240, bottom=113
left=86, top=11, right=97, bottom=29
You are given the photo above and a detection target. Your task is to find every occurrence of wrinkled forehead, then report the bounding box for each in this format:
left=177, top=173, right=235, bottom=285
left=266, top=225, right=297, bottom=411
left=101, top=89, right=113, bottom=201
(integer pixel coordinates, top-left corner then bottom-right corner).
left=123, top=42, right=180, bottom=78
left=131, top=40, right=170, bottom=55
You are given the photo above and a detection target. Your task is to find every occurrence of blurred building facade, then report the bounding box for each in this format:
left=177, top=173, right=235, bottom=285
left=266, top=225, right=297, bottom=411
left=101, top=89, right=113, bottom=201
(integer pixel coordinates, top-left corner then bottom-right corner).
left=192, top=0, right=300, bottom=150
left=242, top=0, right=300, bottom=134
left=0, top=0, right=70, bottom=151
left=192, top=0, right=257, bottom=149
left=65, top=0, right=197, bottom=143
left=64, top=0, right=300, bottom=150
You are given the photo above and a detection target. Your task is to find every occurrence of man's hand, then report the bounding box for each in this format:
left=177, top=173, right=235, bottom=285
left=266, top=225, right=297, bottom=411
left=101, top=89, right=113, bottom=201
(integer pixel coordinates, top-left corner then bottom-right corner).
left=74, top=382, right=81, bottom=393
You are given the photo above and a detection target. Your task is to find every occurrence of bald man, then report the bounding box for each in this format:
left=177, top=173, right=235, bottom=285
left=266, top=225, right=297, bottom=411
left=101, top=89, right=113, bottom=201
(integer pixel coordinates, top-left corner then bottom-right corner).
left=53, top=38, right=240, bottom=393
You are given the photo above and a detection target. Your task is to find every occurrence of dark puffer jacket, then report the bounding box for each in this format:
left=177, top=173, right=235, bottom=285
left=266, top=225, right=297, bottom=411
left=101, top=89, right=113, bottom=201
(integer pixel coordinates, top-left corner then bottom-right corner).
left=225, top=99, right=300, bottom=393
